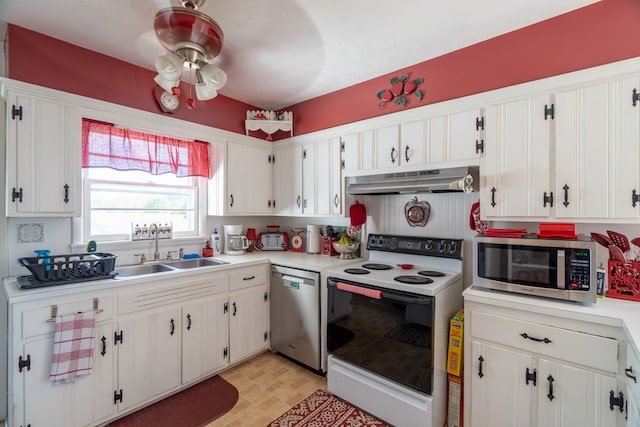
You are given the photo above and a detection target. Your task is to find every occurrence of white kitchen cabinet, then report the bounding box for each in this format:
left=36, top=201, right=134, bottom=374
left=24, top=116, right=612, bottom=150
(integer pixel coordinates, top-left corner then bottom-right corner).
left=312, top=138, right=342, bottom=216
left=5, top=89, right=81, bottom=216
left=228, top=265, right=269, bottom=364
left=272, top=143, right=303, bottom=215
left=465, top=301, right=624, bottom=427
left=625, top=343, right=640, bottom=425
left=225, top=141, right=273, bottom=215
left=374, top=123, right=426, bottom=170
left=9, top=296, right=115, bottom=427
left=116, top=305, right=181, bottom=412
left=428, top=108, right=484, bottom=165
left=481, top=95, right=553, bottom=218
left=181, top=293, right=229, bottom=384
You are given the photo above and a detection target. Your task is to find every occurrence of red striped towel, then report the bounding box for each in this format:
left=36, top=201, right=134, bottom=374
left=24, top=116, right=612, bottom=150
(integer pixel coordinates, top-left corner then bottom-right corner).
left=49, top=310, right=95, bottom=383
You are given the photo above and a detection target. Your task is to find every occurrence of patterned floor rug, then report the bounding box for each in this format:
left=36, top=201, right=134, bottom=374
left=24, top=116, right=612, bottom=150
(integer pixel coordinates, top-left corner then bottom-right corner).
left=106, top=375, right=238, bottom=427
left=267, top=389, right=392, bottom=427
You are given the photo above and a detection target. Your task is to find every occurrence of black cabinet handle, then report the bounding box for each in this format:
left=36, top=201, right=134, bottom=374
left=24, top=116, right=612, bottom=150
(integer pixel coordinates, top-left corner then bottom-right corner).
left=297, top=195, right=301, bottom=208
left=478, top=355, right=484, bottom=378
left=63, top=184, right=69, bottom=204
left=243, top=275, right=255, bottom=281
left=547, top=375, right=555, bottom=401
left=525, top=367, right=537, bottom=386
left=391, top=147, right=396, bottom=164
left=170, top=318, right=175, bottom=336
left=101, top=336, right=107, bottom=356
left=562, top=184, right=570, bottom=207
left=230, top=194, right=234, bottom=207
left=232, top=302, right=237, bottom=316
left=404, top=145, right=410, bottom=162
left=520, top=332, right=552, bottom=344
left=333, top=194, right=339, bottom=208
left=490, top=187, right=496, bottom=207
left=626, top=367, right=637, bottom=383
left=186, top=314, right=192, bottom=330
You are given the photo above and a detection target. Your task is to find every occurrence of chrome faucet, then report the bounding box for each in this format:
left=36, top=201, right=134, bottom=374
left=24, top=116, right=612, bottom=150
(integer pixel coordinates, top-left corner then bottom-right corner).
left=149, top=223, right=160, bottom=261
left=179, top=247, right=184, bottom=260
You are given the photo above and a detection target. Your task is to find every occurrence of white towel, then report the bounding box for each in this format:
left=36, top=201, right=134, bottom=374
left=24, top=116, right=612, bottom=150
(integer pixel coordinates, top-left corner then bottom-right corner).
left=49, top=310, right=95, bottom=383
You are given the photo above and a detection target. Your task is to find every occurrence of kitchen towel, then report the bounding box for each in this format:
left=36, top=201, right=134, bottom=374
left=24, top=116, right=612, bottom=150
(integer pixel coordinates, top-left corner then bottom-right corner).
left=337, top=282, right=382, bottom=299
left=49, top=310, right=95, bottom=384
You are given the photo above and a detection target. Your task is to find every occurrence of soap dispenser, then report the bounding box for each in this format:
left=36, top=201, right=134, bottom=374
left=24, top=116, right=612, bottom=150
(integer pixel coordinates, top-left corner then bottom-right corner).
left=203, top=241, right=214, bottom=257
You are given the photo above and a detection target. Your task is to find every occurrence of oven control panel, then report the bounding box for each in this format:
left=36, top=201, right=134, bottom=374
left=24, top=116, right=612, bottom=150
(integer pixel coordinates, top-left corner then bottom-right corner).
left=367, top=234, right=463, bottom=259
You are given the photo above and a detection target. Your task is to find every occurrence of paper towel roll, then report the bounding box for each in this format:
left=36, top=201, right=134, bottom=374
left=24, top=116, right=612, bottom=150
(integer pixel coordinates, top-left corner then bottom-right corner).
left=306, top=225, right=321, bottom=254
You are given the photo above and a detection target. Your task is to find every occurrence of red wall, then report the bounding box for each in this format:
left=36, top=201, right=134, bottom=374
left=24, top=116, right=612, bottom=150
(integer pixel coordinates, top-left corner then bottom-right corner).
left=7, top=0, right=640, bottom=137
left=289, top=0, right=640, bottom=134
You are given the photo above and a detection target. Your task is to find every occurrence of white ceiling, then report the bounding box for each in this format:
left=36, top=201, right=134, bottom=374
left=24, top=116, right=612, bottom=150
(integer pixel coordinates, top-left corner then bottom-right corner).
left=0, top=0, right=600, bottom=110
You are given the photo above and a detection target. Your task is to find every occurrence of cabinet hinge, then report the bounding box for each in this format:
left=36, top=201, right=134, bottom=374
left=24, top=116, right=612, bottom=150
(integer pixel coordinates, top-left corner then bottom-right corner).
left=475, top=116, right=484, bottom=131
left=341, top=159, right=345, bottom=169
left=543, top=192, right=554, bottom=208
left=544, top=103, right=555, bottom=120
left=610, top=390, right=625, bottom=412
left=114, top=330, right=123, bottom=345
left=11, top=104, right=23, bottom=121
left=340, top=140, right=345, bottom=151
left=475, top=140, right=484, bottom=154
left=264, top=331, right=268, bottom=341
left=223, top=347, right=228, bottom=359
left=11, top=187, right=23, bottom=203
left=633, top=89, right=640, bottom=107
left=525, top=367, right=537, bottom=386
left=633, top=190, right=640, bottom=208
left=224, top=302, right=229, bottom=313
left=303, top=149, right=307, bottom=159
left=18, top=354, right=31, bottom=373
left=264, top=291, right=268, bottom=301
left=114, top=389, right=123, bottom=404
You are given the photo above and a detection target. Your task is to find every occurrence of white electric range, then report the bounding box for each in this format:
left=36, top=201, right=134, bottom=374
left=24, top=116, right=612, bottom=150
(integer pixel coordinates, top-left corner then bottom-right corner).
left=325, top=233, right=464, bottom=427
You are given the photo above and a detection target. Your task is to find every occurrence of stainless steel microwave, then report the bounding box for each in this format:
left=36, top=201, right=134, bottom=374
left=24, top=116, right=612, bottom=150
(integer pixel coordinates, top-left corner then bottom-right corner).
left=473, top=236, right=597, bottom=303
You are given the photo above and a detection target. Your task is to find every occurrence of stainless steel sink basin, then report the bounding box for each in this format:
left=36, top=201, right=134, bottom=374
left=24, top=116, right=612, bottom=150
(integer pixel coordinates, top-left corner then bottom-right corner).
left=115, top=263, right=175, bottom=277
left=164, top=258, right=229, bottom=269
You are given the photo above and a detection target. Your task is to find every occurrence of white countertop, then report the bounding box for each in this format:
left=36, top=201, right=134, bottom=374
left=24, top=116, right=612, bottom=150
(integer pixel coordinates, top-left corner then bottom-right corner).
left=464, top=286, right=640, bottom=357
left=3, top=252, right=361, bottom=300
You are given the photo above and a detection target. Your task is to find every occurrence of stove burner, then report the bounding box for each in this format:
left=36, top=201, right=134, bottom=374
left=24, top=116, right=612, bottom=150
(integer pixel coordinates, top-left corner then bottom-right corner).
left=344, top=268, right=370, bottom=275
left=417, top=270, right=446, bottom=277
left=394, top=275, right=434, bottom=285
left=362, top=263, right=393, bottom=270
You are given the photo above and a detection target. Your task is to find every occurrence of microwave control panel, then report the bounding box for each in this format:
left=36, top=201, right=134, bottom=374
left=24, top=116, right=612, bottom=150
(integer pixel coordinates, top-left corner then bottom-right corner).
left=566, top=248, right=592, bottom=290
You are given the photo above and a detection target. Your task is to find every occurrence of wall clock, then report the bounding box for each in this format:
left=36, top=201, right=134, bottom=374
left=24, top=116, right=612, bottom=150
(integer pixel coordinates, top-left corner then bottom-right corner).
left=154, top=87, right=179, bottom=113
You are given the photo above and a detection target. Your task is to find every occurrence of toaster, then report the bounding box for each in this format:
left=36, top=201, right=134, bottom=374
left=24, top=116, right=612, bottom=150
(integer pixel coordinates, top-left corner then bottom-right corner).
left=256, top=232, right=289, bottom=251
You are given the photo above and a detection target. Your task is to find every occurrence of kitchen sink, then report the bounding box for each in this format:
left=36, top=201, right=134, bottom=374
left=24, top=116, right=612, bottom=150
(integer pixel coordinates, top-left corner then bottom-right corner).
left=115, top=263, right=175, bottom=277
left=164, top=258, right=229, bottom=269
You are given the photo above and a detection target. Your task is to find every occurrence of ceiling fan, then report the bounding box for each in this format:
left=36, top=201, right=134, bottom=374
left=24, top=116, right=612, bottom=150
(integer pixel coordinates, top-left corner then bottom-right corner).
left=153, top=0, right=227, bottom=110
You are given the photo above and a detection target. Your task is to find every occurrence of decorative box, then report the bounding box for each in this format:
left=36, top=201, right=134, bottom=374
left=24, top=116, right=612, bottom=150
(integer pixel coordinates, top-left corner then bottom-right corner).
left=607, top=260, right=640, bottom=302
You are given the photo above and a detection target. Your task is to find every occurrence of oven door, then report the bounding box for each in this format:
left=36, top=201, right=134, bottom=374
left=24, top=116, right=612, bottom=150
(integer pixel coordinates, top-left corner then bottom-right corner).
left=327, top=277, right=434, bottom=395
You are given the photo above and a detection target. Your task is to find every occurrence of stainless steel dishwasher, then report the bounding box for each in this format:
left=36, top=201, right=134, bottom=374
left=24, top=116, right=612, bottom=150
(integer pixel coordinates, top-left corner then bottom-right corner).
left=270, top=265, right=321, bottom=372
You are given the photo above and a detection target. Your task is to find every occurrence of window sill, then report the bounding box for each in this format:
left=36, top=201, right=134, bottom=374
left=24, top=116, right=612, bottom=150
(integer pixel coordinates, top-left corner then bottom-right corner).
left=71, top=236, right=209, bottom=254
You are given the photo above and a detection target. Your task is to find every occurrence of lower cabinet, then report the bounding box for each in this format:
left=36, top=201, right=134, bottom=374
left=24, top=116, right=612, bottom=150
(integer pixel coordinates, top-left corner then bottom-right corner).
left=465, top=299, right=626, bottom=427
left=6, top=262, right=270, bottom=427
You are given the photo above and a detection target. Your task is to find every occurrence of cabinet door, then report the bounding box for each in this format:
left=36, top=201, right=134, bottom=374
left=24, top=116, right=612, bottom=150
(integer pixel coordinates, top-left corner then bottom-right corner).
left=302, top=143, right=316, bottom=214
left=400, top=120, right=426, bottom=166
left=229, top=285, right=268, bottom=364
left=181, top=294, right=229, bottom=384
left=555, top=84, right=610, bottom=219
left=469, top=340, right=533, bottom=427
left=448, top=108, right=483, bottom=162
left=482, top=96, right=552, bottom=218
left=315, top=138, right=343, bottom=216
left=117, top=306, right=181, bottom=411
left=250, top=145, right=273, bottom=214
left=627, top=385, right=640, bottom=427
left=273, top=144, right=302, bottom=215
left=341, top=133, right=360, bottom=175
left=536, top=358, right=619, bottom=427
left=225, top=142, right=245, bottom=215
left=330, top=138, right=343, bottom=215
left=6, top=91, right=80, bottom=216
left=376, top=125, right=401, bottom=168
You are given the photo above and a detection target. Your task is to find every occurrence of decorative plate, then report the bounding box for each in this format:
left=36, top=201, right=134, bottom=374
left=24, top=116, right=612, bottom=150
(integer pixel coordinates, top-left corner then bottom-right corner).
left=404, top=198, right=430, bottom=227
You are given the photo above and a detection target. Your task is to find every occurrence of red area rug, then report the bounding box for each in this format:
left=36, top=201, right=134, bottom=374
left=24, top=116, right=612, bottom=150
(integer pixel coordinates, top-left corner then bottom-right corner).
left=107, top=375, right=238, bottom=427
left=268, top=389, right=392, bottom=427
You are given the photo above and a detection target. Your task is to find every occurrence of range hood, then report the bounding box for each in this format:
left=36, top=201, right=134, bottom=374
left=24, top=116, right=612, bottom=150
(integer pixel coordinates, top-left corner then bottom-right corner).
left=346, top=166, right=479, bottom=195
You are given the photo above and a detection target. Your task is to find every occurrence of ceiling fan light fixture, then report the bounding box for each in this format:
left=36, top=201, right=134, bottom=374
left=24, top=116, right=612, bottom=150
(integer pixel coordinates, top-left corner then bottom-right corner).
left=195, top=84, right=218, bottom=101
left=155, top=53, right=184, bottom=80
left=199, top=63, right=227, bottom=90
left=154, top=74, right=180, bottom=93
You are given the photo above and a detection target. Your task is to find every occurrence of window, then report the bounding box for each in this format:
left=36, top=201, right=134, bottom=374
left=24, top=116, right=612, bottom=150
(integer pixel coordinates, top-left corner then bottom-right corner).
left=82, top=119, right=209, bottom=242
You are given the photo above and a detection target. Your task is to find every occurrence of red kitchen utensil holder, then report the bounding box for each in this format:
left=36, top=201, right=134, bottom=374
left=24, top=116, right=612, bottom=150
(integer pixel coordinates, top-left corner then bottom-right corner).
left=607, top=260, right=640, bottom=302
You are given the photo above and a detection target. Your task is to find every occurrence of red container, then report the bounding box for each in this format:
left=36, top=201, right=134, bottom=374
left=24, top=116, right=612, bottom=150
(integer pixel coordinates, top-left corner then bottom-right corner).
left=607, top=260, right=640, bottom=302
left=538, top=223, right=576, bottom=239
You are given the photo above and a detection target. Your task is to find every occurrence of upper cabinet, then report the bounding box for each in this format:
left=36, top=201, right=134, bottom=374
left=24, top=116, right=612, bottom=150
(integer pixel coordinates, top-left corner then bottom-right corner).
left=481, top=74, right=640, bottom=222
left=209, top=141, right=273, bottom=216
left=5, top=90, right=81, bottom=216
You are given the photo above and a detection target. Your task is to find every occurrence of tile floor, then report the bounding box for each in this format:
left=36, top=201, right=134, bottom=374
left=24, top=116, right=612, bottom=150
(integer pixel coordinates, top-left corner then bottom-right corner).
left=208, top=351, right=327, bottom=426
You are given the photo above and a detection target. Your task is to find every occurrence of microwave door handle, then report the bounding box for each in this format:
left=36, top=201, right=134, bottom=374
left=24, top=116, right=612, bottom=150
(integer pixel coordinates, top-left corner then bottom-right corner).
left=557, top=250, right=565, bottom=289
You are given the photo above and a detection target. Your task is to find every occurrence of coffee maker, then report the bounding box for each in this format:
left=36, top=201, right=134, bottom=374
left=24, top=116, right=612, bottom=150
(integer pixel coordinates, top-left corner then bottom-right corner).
left=223, top=225, right=249, bottom=255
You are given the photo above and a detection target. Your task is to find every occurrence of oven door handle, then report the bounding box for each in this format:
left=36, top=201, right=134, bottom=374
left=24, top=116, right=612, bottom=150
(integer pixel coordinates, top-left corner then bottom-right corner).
left=328, top=279, right=432, bottom=305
